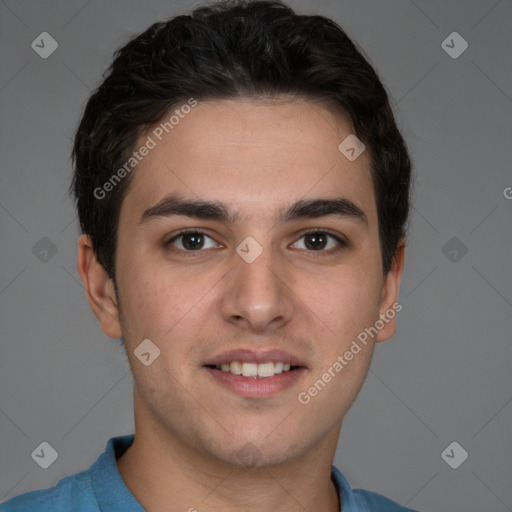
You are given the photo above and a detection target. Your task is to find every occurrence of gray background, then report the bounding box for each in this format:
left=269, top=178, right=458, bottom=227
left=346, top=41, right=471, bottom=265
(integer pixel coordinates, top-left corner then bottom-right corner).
left=1, top=0, right=511, bottom=510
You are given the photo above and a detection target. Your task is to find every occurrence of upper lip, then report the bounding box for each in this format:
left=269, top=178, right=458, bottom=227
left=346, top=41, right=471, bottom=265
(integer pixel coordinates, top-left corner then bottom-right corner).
left=203, top=349, right=307, bottom=368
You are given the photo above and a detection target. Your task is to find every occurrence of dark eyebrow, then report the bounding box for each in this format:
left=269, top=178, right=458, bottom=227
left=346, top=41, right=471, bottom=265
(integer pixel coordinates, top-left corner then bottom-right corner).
left=140, top=194, right=367, bottom=226
left=281, top=197, right=367, bottom=225
left=140, top=195, right=240, bottom=224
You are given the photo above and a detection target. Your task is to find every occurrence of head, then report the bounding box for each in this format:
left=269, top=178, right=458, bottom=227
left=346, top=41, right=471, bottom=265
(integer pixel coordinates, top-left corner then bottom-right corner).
left=74, top=0, right=410, bottom=468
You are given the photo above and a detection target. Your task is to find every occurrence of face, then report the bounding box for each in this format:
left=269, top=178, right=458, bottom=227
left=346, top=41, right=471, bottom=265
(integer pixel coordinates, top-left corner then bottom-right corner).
left=80, top=98, right=404, bottom=468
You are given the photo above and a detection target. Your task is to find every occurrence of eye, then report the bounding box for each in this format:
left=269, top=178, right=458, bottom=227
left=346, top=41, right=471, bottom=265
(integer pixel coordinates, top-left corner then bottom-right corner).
left=165, top=229, right=347, bottom=255
left=166, top=230, right=220, bottom=252
left=291, top=230, right=346, bottom=253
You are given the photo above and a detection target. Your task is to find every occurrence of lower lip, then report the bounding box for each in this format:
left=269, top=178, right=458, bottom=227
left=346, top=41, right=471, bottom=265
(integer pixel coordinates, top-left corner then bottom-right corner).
left=203, top=367, right=306, bottom=398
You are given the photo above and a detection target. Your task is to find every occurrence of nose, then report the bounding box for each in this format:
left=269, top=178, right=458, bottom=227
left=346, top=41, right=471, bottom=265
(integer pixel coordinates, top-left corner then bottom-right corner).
left=220, top=247, right=295, bottom=333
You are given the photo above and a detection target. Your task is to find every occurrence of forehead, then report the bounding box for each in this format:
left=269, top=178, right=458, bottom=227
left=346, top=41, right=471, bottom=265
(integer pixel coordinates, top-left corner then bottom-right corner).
left=121, top=98, right=376, bottom=225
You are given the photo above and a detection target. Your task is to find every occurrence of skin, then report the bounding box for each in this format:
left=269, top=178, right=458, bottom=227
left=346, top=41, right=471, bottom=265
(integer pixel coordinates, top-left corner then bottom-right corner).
left=77, top=97, right=405, bottom=512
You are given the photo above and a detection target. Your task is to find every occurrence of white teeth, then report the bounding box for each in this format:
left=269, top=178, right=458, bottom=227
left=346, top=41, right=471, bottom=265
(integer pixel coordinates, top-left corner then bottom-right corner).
left=257, top=362, right=275, bottom=377
left=241, top=362, right=258, bottom=377
left=216, top=361, right=296, bottom=378
left=230, top=361, right=243, bottom=375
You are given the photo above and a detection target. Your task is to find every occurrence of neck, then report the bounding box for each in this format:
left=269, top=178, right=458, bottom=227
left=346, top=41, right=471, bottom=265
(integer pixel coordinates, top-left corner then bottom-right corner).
left=117, top=396, right=342, bottom=512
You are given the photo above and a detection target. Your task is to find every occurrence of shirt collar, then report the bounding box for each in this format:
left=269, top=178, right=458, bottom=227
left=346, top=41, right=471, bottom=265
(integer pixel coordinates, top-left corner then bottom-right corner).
left=331, top=464, right=369, bottom=512
left=91, top=434, right=144, bottom=512
left=91, top=435, right=362, bottom=512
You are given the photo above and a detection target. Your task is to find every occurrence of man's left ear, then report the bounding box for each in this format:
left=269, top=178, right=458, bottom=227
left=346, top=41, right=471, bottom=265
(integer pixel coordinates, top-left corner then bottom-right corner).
left=375, top=241, right=405, bottom=343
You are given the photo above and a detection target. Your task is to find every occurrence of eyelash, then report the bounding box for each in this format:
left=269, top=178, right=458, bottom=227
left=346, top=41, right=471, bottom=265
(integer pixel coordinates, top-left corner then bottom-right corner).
left=164, top=228, right=348, bottom=257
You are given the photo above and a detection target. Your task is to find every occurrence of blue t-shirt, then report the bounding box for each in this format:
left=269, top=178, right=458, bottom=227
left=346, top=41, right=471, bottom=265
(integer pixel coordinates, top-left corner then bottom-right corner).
left=1, top=435, right=417, bottom=511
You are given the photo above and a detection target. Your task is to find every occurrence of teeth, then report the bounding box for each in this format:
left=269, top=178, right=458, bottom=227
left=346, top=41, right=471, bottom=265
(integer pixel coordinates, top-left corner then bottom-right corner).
left=274, top=362, right=284, bottom=374
left=230, top=361, right=242, bottom=375
left=216, top=361, right=296, bottom=378
left=242, top=362, right=258, bottom=377
left=257, top=362, right=275, bottom=377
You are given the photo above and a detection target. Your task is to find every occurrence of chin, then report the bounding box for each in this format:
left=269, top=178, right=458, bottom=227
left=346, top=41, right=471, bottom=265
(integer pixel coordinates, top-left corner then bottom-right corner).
left=200, top=432, right=307, bottom=470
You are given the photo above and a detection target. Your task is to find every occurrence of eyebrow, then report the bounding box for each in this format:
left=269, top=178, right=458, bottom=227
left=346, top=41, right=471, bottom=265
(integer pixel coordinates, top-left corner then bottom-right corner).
left=140, top=194, right=368, bottom=226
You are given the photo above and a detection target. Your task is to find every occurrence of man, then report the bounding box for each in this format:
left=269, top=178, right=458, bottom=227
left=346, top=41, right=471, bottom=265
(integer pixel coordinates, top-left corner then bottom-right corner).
left=1, top=0, right=415, bottom=510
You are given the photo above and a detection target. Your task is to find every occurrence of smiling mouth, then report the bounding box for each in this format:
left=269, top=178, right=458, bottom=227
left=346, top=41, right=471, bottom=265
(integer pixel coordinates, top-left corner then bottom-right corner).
left=205, top=361, right=303, bottom=378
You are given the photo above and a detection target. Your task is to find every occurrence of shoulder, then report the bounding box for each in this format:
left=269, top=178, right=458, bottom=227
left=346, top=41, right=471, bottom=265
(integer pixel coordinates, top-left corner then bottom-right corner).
left=0, top=470, right=98, bottom=512
left=331, top=465, right=418, bottom=512
left=0, top=435, right=136, bottom=512
left=353, top=488, right=418, bottom=511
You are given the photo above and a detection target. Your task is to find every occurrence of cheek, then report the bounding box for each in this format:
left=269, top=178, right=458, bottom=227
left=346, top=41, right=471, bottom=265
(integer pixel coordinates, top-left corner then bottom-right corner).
left=116, top=257, right=173, bottom=341
left=298, top=265, right=381, bottom=341
left=117, top=254, right=218, bottom=344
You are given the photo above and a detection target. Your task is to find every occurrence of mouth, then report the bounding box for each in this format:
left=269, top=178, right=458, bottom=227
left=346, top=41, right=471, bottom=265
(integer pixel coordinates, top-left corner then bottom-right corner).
left=205, top=361, right=302, bottom=378
left=202, top=349, right=307, bottom=398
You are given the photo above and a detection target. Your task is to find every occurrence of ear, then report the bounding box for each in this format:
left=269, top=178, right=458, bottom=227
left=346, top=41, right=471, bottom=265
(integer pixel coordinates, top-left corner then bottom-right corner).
left=77, top=234, right=122, bottom=339
left=375, top=241, right=405, bottom=343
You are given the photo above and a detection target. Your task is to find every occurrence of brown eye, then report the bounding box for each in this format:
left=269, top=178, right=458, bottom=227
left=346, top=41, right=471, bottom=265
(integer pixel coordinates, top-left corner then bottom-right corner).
left=180, top=233, right=205, bottom=250
left=292, top=230, right=346, bottom=253
left=304, top=232, right=328, bottom=250
left=166, top=231, right=218, bottom=252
